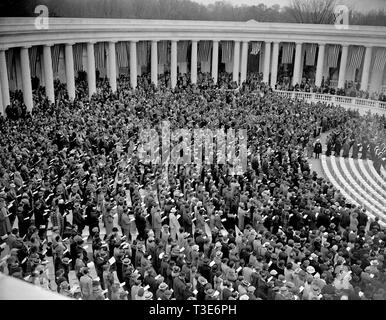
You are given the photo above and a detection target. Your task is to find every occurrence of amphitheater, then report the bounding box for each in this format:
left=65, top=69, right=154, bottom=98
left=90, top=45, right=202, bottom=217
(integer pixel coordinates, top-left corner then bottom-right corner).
left=0, top=17, right=386, bottom=300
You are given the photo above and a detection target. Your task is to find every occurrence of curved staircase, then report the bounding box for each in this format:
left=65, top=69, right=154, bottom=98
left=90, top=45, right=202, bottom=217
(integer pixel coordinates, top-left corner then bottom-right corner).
left=321, top=155, right=386, bottom=227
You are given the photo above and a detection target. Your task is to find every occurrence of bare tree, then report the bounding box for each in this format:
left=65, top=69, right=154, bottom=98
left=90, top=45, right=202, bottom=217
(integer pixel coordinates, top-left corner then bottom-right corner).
left=286, top=0, right=337, bottom=24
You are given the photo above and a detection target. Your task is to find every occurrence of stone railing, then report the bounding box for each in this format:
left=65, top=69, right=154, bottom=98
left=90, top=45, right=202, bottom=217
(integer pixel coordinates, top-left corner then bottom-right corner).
left=274, top=90, right=386, bottom=115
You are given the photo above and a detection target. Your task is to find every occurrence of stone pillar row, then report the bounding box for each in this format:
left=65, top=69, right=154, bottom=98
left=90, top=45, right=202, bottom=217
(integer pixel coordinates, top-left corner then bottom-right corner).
left=0, top=40, right=379, bottom=115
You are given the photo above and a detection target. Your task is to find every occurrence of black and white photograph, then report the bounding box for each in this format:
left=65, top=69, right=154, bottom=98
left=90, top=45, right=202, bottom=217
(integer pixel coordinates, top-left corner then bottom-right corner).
left=0, top=0, right=386, bottom=309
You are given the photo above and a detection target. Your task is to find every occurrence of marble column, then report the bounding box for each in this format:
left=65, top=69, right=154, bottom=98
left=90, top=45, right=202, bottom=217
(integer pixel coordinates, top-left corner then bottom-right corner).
left=212, top=40, right=219, bottom=84
left=315, top=43, right=325, bottom=87
left=338, top=44, right=349, bottom=89
left=20, top=46, right=33, bottom=111
left=43, top=44, right=55, bottom=103
left=240, top=41, right=249, bottom=85
left=171, top=40, right=177, bottom=89
left=108, top=41, right=117, bottom=92
left=232, top=41, right=240, bottom=84
left=130, top=41, right=138, bottom=89
left=292, top=42, right=303, bottom=86
left=191, top=40, right=198, bottom=84
left=64, top=43, right=75, bottom=101
left=151, top=40, right=158, bottom=86
left=0, top=49, right=10, bottom=110
left=360, top=46, right=373, bottom=91
left=86, top=42, right=96, bottom=98
left=270, top=41, right=280, bottom=88
left=263, top=41, right=271, bottom=84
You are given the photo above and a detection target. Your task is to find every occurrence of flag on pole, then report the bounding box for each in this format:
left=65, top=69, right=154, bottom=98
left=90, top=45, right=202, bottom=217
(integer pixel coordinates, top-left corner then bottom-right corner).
left=177, top=41, right=189, bottom=63
left=51, top=44, right=61, bottom=74
left=158, top=41, right=169, bottom=65
left=29, top=45, right=38, bottom=77
left=94, top=42, right=106, bottom=71
left=73, top=43, right=84, bottom=72
left=250, top=41, right=262, bottom=55
left=305, top=43, right=317, bottom=66
left=327, top=44, right=340, bottom=68
left=348, top=45, right=364, bottom=70
left=221, top=41, right=234, bottom=63
left=137, top=41, right=149, bottom=66
left=372, top=48, right=386, bottom=73
left=6, top=48, right=14, bottom=80
left=116, top=42, right=129, bottom=67
left=198, top=41, right=212, bottom=62
left=281, top=43, right=295, bottom=64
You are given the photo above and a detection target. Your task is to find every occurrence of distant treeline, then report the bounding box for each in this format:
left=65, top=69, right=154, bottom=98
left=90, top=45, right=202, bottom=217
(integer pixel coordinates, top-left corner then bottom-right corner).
left=1, top=0, right=386, bottom=26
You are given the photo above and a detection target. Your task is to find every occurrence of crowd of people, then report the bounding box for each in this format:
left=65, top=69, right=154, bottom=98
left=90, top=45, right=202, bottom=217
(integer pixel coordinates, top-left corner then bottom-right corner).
left=0, top=71, right=385, bottom=301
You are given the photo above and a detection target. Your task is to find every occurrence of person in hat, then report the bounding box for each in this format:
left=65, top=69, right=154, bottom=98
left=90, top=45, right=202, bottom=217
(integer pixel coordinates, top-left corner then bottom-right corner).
left=169, top=207, right=181, bottom=241
left=102, top=263, right=115, bottom=299
left=156, top=282, right=169, bottom=300
left=173, top=269, right=187, bottom=300
left=163, top=289, right=173, bottom=300
left=247, top=286, right=257, bottom=300
left=0, top=197, right=11, bottom=237
left=90, top=279, right=105, bottom=300
left=79, top=267, right=93, bottom=300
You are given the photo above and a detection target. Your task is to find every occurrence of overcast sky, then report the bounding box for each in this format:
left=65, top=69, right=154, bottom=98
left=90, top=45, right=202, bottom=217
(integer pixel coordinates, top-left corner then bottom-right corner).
left=190, top=0, right=386, bottom=12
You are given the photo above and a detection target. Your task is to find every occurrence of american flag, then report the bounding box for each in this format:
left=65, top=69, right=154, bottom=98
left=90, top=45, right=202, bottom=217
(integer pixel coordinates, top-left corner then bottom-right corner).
left=198, top=41, right=212, bottom=62
left=28, top=45, right=38, bottom=77
left=116, top=42, right=129, bottom=67
left=250, top=42, right=262, bottom=55
left=327, top=44, right=340, bottom=68
left=221, top=41, right=233, bottom=63
left=348, top=46, right=364, bottom=70
left=94, top=42, right=106, bottom=72
left=157, top=41, right=169, bottom=65
left=51, top=44, right=61, bottom=74
left=6, top=48, right=14, bottom=80
left=281, top=43, right=295, bottom=64
left=137, top=41, right=150, bottom=66
left=177, top=41, right=189, bottom=63
left=73, top=43, right=84, bottom=72
left=305, top=43, right=317, bottom=66
left=372, top=48, right=386, bottom=73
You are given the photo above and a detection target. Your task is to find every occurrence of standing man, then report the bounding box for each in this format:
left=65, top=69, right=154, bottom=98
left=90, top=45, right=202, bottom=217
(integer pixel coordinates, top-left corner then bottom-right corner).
left=314, top=139, right=323, bottom=159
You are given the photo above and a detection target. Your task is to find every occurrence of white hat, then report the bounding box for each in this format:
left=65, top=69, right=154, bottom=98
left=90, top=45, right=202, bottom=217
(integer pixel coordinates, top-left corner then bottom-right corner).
left=306, top=266, right=316, bottom=274
left=239, top=294, right=249, bottom=300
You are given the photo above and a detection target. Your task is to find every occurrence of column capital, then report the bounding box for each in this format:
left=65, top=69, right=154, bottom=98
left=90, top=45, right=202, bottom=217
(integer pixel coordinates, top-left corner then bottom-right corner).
left=151, top=40, right=158, bottom=43
left=171, top=40, right=178, bottom=44
left=341, top=44, right=349, bottom=48
left=44, top=43, right=54, bottom=48
left=234, top=40, right=241, bottom=44
left=295, top=41, right=303, bottom=46
left=318, top=42, right=327, bottom=47
left=108, top=40, right=117, bottom=44
left=21, top=45, right=32, bottom=49
left=265, top=41, right=272, bottom=44
left=213, top=40, right=219, bottom=43
left=87, top=41, right=96, bottom=45
left=0, top=47, right=9, bottom=51
left=65, top=42, right=75, bottom=46
left=130, top=40, right=139, bottom=44
left=365, top=45, right=373, bottom=49
left=191, top=40, right=198, bottom=43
